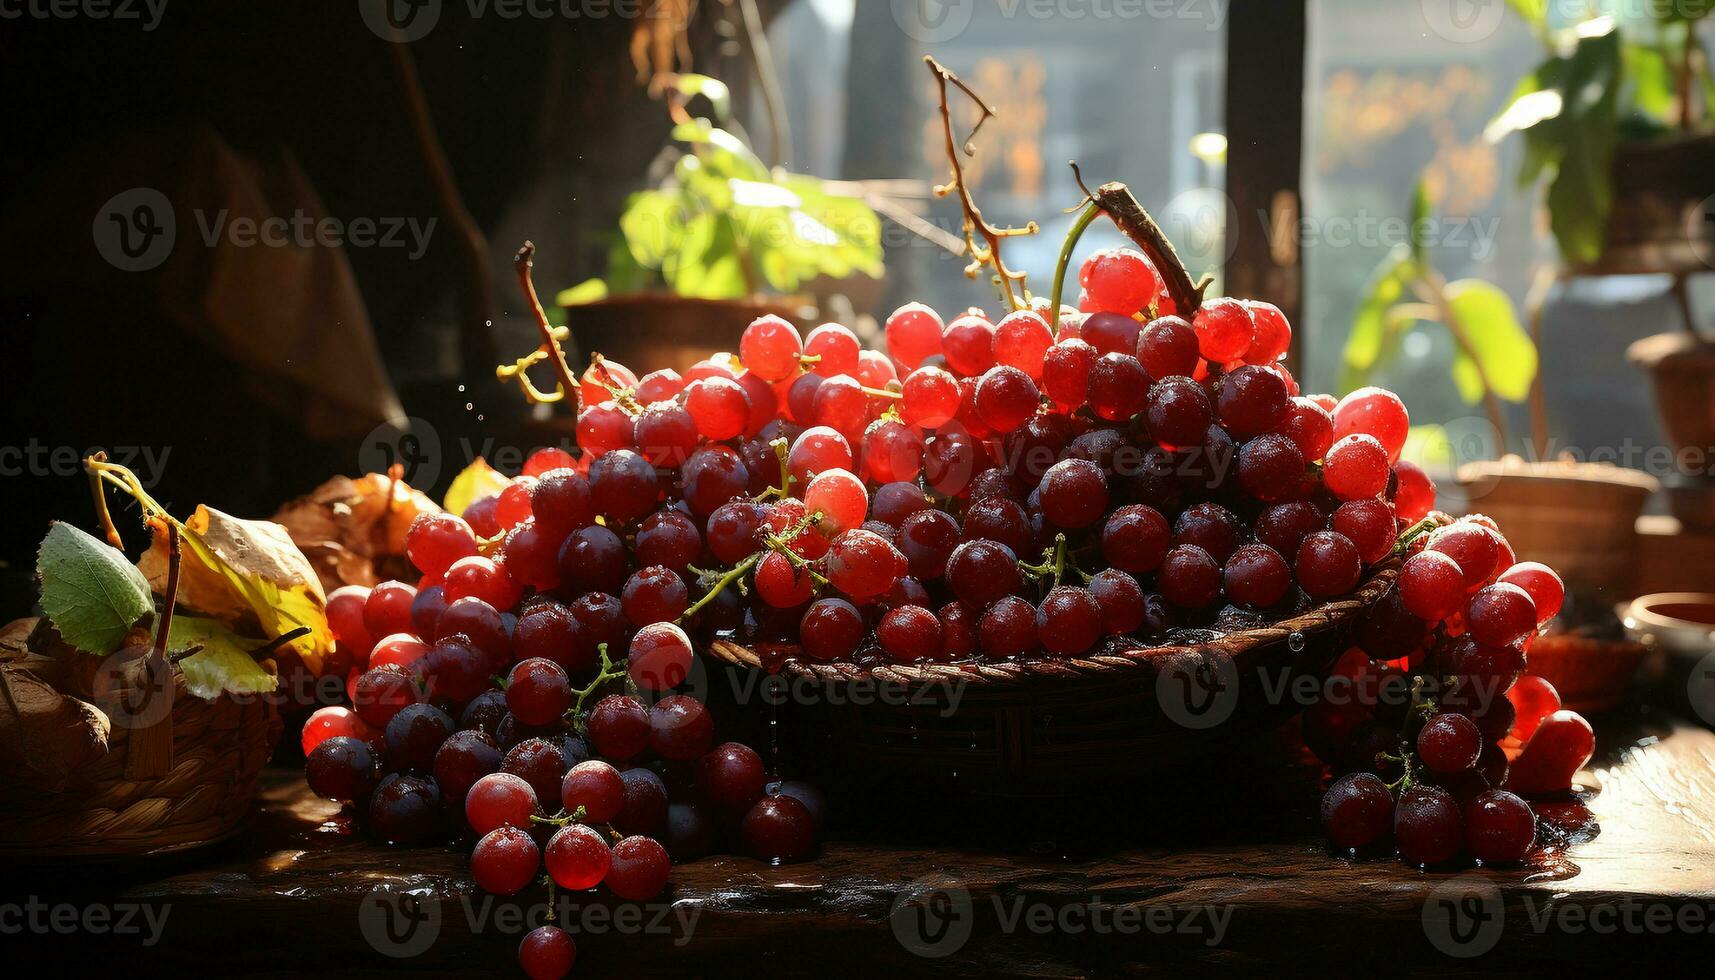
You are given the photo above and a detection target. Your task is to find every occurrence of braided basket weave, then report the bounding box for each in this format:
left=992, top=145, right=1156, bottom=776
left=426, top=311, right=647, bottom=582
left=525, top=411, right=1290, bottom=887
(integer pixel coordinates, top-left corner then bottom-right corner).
left=705, top=542, right=1414, bottom=800
left=0, top=642, right=281, bottom=861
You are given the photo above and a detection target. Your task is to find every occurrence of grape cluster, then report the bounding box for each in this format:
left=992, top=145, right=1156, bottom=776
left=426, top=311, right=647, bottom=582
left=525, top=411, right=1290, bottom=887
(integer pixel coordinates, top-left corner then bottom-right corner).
left=300, top=239, right=1584, bottom=973
left=1311, top=516, right=1593, bottom=866
left=431, top=272, right=1435, bottom=672
left=303, top=456, right=824, bottom=978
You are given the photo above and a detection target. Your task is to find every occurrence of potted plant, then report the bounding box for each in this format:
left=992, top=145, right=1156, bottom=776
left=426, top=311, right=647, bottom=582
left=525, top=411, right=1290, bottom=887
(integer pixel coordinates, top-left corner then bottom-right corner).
left=554, top=74, right=885, bottom=374
left=1487, top=5, right=1715, bottom=526
left=1344, top=184, right=1657, bottom=604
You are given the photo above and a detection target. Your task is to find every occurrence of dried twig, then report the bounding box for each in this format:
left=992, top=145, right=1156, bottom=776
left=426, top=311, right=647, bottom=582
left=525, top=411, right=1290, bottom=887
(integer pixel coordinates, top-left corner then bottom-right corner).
left=925, top=55, right=1038, bottom=311
left=497, top=242, right=584, bottom=415
left=1090, top=182, right=1207, bottom=315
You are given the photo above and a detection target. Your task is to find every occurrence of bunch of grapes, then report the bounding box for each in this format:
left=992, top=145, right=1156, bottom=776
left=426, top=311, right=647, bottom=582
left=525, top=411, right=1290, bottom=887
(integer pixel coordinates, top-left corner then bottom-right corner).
left=1312, top=517, right=1593, bottom=866
left=300, top=477, right=824, bottom=979
left=296, top=238, right=1583, bottom=973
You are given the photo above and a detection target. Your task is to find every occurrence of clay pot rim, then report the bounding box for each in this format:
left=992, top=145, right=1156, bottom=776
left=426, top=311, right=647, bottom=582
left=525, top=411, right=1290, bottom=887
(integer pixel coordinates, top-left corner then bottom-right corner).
left=1628, top=330, right=1715, bottom=370
left=1622, top=592, right=1715, bottom=655
left=1454, top=457, right=1660, bottom=494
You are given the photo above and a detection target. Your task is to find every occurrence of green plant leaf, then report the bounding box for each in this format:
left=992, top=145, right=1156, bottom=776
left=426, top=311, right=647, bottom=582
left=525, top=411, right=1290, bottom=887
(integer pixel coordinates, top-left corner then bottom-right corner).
left=668, top=213, right=747, bottom=299
left=1506, top=0, right=1547, bottom=28
left=170, top=615, right=279, bottom=699
left=1624, top=41, right=1677, bottom=122
left=1408, top=180, right=1432, bottom=265
left=554, top=278, right=608, bottom=307
left=669, top=121, right=768, bottom=182
left=36, top=522, right=154, bottom=655
left=1445, top=279, right=1538, bottom=404
left=620, top=190, right=691, bottom=269
left=1341, top=246, right=1418, bottom=394
left=667, top=74, right=733, bottom=123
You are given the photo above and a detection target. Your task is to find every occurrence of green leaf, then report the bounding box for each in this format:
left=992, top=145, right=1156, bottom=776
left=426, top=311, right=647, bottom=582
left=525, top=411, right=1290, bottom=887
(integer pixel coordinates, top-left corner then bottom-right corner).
left=1408, top=180, right=1432, bottom=265
left=1445, top=279, right=1538, bottom=404
left=554, top=278, right=608, bottom=307
left=1505, top=0, right=1547, bottom=28
left=36, top=522, right=154, bottom=655
left=667, top=213, right=748, bottom=299
left=1624, top=41, right=1677, bottom=123
left=1656, top=0, right=1712, bottom=20
left=170, top=615, right=279, bottom=699
left=667, top=74, right=733, bottom=123
left=619, top=190, right=691, bottom=269
left=669, top=121, right=768, bottom=182
left=1341, top=246, right=1418, bottom=394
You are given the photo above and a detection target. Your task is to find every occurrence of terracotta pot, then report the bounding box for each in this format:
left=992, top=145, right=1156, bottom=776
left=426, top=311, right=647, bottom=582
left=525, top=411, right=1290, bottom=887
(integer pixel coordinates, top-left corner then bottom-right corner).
left=1576, top=134, right=1715, bottom=277
left=560, top=295, right=807, bottom=376
left=1630, top=330, right=1715, bottom=467
left=1456, top=458, right=1657, bottom=603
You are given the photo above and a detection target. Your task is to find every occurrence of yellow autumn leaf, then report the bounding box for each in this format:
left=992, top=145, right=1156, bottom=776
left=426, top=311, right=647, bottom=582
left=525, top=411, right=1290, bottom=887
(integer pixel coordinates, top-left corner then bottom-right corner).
left=444, top=457, right=511, bottom=518
left=138, top=505, right=333, bottom=674
left=169, top=615, right=279, bottom=699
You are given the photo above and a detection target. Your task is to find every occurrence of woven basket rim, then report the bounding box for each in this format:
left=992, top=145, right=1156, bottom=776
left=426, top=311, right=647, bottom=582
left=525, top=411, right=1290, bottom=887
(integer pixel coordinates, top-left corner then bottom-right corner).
left=707, top=518, right=1437, bottom=688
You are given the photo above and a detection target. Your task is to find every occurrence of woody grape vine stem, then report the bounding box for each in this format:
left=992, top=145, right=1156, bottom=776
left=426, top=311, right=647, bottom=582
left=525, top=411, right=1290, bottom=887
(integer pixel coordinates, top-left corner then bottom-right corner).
left=925, top=55, right=1039, bottom=311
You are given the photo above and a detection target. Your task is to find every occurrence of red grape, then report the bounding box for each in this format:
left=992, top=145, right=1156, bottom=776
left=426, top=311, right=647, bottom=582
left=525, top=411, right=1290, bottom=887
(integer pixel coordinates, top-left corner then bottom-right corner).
left=1394, top=784, right=1463, bottom=865
left=1080, top=247, right=1160, bottom=314
left=1320, top=771, right=1394, bottom=849
left=1463, top=789, right=1536, bottom=864
left=466, top=772, right=539, bottom=835
left=1192, top=297, right=1255, bottom=361
left=740, top=314, right=803, bottom=381
left=406, top=512, right=478, bottom=577
left=804, top=322, right=862, bottom=378
left=799, top=598, right=865, bottom=660
left=544, top=823, right=611, bottom=892
left=1296, top=530, right=1362, bottom=599
left=1323, top=434, right=1390, bottom=501
left=1223, top=543, right=1292, bottom=608
left=471, top=825, right=540, bottom=894
left=605, top=835, right=671, bottom=901
left=1333, top=386, right=1410, bottom=462
left=942, top=311, right=996, bottom=376
left=587, top=695, right=650, bottom=760
left=1497, top=562, right=1564, bottom=624
left=629, top=622, right=695, bottom=691
left=885, top=302, right=944, bottom=369
left=1159, top=543, right=1222, bottom=609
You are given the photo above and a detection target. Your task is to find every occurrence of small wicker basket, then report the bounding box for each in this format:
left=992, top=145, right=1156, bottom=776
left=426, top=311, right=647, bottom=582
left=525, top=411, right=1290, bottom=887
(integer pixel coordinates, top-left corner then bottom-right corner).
left=0, top=627, right=281, bottom=861
left=706, top=546, right=1410, bottom=802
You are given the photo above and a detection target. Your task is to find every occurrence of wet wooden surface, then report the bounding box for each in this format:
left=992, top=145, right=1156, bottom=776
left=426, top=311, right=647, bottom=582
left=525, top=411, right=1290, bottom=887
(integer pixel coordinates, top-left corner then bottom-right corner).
left=17, top=714, right=1715, bottom=977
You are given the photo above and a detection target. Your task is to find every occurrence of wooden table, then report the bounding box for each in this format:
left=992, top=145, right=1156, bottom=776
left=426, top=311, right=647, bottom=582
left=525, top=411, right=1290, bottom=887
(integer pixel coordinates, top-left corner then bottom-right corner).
left=16, top=712, right=1715, bottom=977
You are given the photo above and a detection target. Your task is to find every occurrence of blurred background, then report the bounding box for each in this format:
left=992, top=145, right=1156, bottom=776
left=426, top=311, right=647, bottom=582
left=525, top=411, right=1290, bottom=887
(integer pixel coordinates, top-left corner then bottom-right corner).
left=2, top=0, right=1712, bottom=614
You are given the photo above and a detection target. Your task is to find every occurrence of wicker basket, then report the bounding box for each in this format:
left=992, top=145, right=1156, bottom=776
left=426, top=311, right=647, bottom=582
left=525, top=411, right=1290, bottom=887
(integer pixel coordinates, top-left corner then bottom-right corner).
left=0, top=630, right=282, bottom=861
left=706, top=545, right=1411, bottom=802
